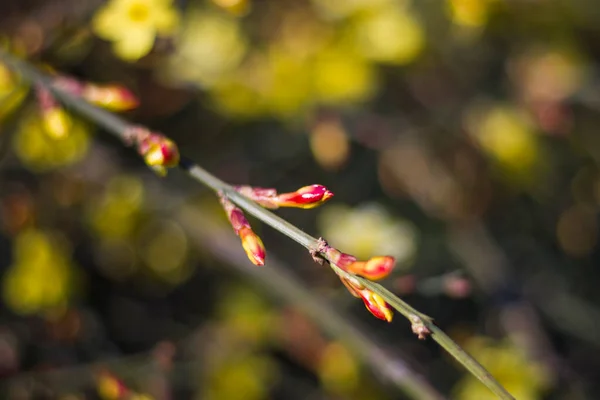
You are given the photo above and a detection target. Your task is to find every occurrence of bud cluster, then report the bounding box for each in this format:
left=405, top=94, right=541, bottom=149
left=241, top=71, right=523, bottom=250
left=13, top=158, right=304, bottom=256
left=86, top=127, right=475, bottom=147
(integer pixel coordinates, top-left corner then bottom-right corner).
left=316, top=238, right=396, bottom=322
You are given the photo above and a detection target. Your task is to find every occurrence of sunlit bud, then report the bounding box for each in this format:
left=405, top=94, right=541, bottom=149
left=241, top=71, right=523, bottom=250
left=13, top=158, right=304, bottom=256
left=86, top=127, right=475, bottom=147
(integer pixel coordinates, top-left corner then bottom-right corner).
left=82, top=83, right=139, bottom=111
left=235, top=186, right=279, bottom=208
left=361, top=290, right=393, bottom=322
left=239, top=226, right=266, bottom=266
left=96, top=370, right=129, bottom=400
left=137, top=133, right=180, bottom=176
left=236, top=184, right=334, bottom=209
left=274, top=184, right=334, bottom=209
left=346, top=256, right=396, bottom=281
left=220, top=196, right=266, bottom=266
left=340, top=276, right=393, bottom=322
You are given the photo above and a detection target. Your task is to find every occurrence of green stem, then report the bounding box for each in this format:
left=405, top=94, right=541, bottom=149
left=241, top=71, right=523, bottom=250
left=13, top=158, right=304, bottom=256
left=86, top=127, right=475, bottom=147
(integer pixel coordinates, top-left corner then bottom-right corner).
left=0, top=50, right=514, bottom=400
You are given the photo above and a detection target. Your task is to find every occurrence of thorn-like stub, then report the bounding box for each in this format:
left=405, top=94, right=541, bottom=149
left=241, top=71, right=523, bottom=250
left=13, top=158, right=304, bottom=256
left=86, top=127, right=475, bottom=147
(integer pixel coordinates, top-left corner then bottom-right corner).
left=410, top=315, right=432, bottom=340
left=310, top=237, right=329, bottom=264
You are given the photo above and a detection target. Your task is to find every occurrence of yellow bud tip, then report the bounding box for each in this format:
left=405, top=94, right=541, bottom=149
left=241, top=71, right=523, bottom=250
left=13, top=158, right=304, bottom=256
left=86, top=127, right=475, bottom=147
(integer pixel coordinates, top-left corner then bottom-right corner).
left=239, top=226, right=266, bottom=266
left=362, top=291, right=393, bottom=322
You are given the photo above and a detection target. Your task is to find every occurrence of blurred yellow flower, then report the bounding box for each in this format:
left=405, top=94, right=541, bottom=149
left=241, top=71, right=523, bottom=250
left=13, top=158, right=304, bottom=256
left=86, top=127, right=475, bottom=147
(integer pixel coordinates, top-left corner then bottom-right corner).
left=206, top=355, right=277, bottom=400
left=318, top=203, right=417, bottom=268
left=212, top=0, right=250, bottom=16
left=137, top=218, right=192, bottom=284
left=3, top=229, right=75, bottom=315
left=311, top=0, right=395, bottom=20
left=466, top=103, right=538, bottom=173
left=217, top=285, right=276, bottom=345
left=447, top=0, right=497, bottom=28
left=350, top=4, right=424, bottom=65
left=92, top=0, right=180, bottom=61
left=318, top=342, right=359, bottom=394
left=166, top=9, right=247, bottom=87
left=13, top=109, right=91, bottom=171
left=0, top=63, right=28, bottom=122
left=312, top=46, right=377, bottom=105
left=211, top=78, right=265, bottom=118
left=87, top=175, right=144, bottom=240
left=263, top=49, right=313, bottom=117
left=453, top=337, right=550, bottom=400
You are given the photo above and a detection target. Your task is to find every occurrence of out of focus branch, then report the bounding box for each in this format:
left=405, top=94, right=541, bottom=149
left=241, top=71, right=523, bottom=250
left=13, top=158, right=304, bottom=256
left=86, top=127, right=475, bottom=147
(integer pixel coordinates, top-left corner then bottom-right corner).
left=0, top=50, right=515, bottom=400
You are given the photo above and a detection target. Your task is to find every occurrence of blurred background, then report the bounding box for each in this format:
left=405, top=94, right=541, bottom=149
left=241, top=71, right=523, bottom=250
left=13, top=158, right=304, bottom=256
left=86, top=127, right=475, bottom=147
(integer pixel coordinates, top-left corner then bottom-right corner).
left=1, top=0, right=600, bottom=398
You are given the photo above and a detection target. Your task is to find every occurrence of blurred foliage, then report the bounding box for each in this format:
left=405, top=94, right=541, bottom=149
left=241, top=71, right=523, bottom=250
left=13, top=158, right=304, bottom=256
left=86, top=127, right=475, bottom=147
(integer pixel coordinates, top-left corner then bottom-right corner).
left=1, top=0, right=600, bottom=398
left=453, top=337, right=551, bottom=400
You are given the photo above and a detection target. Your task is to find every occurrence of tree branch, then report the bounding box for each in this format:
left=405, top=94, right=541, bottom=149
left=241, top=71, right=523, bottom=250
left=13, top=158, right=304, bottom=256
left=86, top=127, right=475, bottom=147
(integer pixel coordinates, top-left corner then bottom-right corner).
left=0, top=50, right=515, bottom=400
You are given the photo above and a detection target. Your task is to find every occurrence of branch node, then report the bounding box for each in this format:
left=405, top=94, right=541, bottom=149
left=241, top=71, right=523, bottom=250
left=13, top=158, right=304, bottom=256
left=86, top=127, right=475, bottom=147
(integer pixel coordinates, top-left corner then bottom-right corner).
left=410, top=314, right=432, bottom=340
left=309, top=237, right=329, bottom=264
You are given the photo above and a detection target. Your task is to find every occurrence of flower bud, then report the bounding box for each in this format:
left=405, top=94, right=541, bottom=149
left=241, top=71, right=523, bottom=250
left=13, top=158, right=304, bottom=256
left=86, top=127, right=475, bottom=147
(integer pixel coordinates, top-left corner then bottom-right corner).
left=239, top=226, right=266, bottom=266
left=82, top=83, right=139, bottom=111
left=220, top=196, right=267, bottom=266
left=361, top=290, right=393, bottom=322
left=274, top=184, right=334, bottom=209
left=236, top=184, right=334, bottom=209
left=137, top=133, right=180, bottom=176
left=346, top=256, right=395, bottom=281
left=339, top=276, right=393, bottom=322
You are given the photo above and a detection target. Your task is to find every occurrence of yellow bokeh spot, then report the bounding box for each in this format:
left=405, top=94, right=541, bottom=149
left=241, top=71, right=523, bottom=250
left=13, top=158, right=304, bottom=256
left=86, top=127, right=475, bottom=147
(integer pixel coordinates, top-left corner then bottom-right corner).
left=211, top=78, right=266, bottom=119
left=92, top=0, right=180, bottom=61
left=217, top=285, right=275, bottom=345
left=13, top=109, right=90, bottom=171
left=447, top=0, right=497, bottom=27
left=263, top=49, right=313, bottom=117
left=312, top=46, right=377, bottom=105
left=3, top=229, right=75, bottom=315
left=88, top=175, right=144, bottom=240
left=351, top=5, right=425, bottom=65
left=318, top=342, right=359, bottom=394
left=42, top=108, right=72, bottom=140
left=206, top=356, right=276, bottom=400
left=166, top=10, right=247, bottom=87
left=318, top=203, right=417, bottom=265
left=467, top=104, right=538, bottom=172
left=0, top=63, right=28, bottom=122
left=311, top=0, right=397, bottom=20
left=137, top=219, right=190, bottom=284
left=453, top=337, right=550, bottom=400
left=212, top=0, right=250, bottom=16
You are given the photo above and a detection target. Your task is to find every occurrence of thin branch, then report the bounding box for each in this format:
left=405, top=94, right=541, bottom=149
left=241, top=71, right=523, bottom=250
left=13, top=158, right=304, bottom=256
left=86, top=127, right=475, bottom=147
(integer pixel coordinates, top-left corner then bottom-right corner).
left=0, top=50, right=515, bottom=400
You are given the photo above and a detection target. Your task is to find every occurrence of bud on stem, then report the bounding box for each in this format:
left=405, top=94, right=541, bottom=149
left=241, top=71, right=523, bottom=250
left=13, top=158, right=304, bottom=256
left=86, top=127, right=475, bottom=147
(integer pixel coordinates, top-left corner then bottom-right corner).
left=219, top=195, right=266, bottom=266
left=236, top=184, right=334, bottom=209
